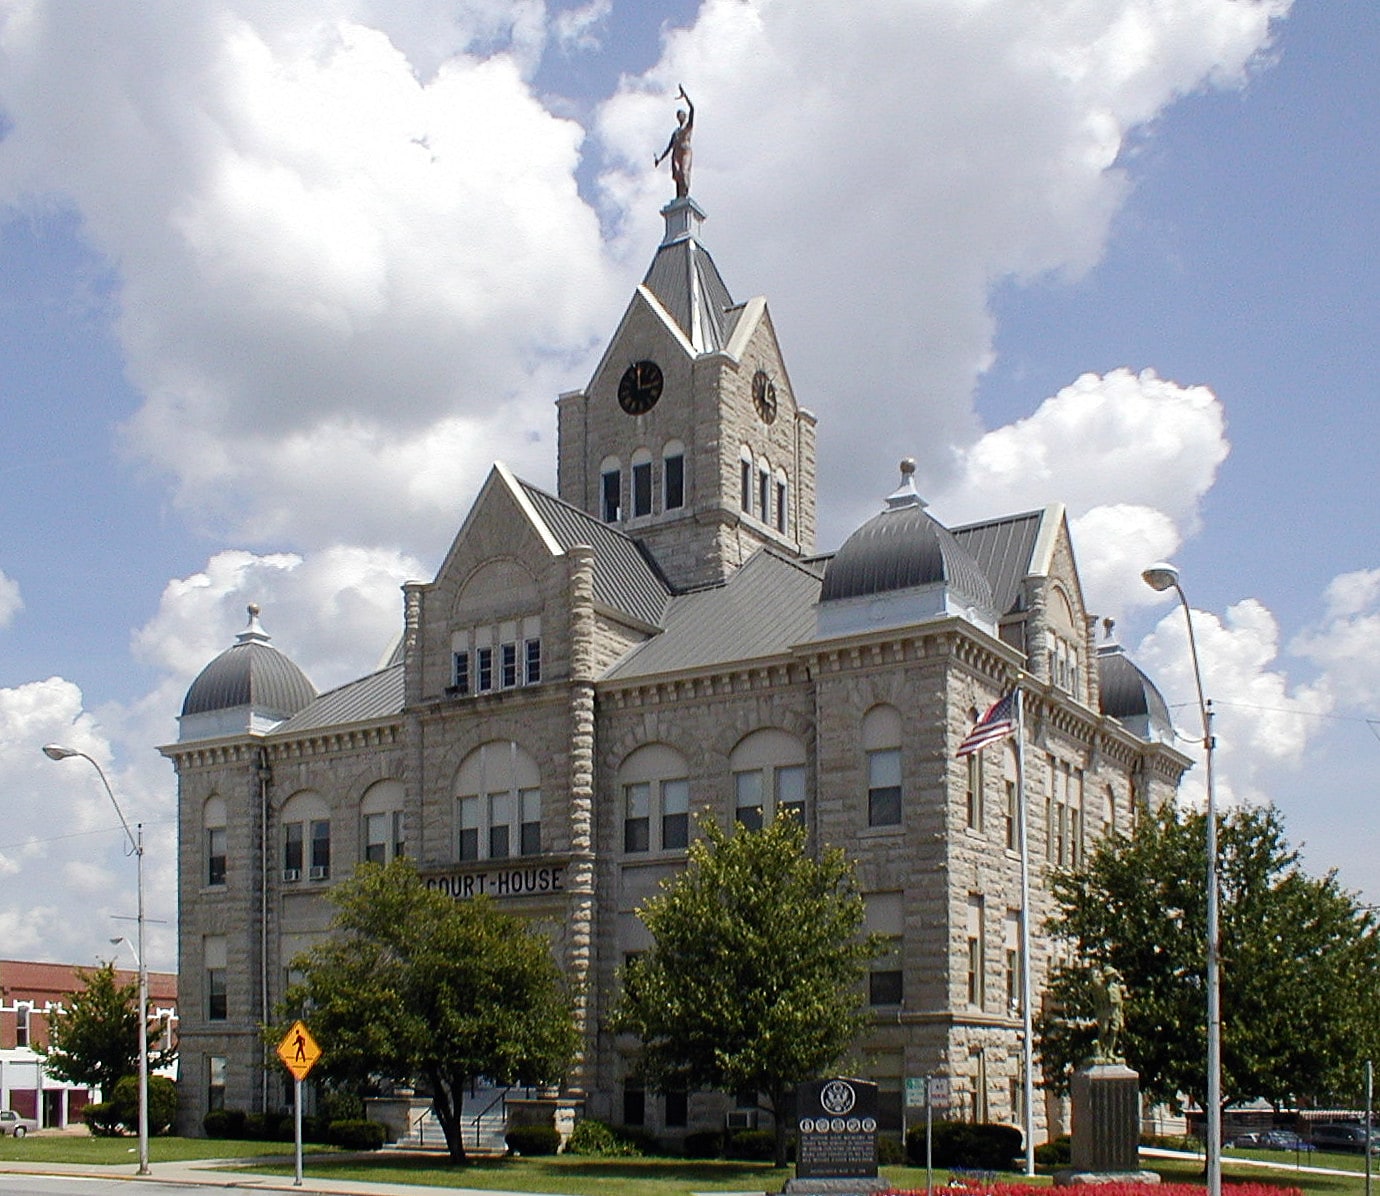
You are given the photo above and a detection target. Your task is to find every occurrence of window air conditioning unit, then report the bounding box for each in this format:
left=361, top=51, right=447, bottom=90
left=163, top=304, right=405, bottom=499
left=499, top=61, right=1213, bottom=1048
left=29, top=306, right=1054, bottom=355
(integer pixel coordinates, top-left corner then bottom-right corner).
left=308, top=866, right=328, bottom=881
left=282, top=868, right=301, bottom=882
left=726, top=1110, right=758, bottom=1131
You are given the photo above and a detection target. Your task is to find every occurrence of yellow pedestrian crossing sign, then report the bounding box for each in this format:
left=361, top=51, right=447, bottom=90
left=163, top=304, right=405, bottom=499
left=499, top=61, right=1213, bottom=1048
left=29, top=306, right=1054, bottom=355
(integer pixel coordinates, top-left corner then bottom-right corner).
left=277, top=1020, right=321, bottom=1081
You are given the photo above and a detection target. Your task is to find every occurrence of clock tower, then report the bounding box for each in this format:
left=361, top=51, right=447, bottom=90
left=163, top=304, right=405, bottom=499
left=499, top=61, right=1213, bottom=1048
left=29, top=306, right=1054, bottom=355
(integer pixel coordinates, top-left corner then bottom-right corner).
left=557, top=196, right=817, bottom=591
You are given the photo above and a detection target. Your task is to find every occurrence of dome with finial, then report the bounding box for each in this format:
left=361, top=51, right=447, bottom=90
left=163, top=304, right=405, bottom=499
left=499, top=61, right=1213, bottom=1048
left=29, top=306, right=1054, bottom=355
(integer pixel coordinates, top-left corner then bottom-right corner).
left=1097, top=619, right=1174, bottom=744
left=179, top=606, right=317, bottom=740
left=818, top=460, right=995, bottom=638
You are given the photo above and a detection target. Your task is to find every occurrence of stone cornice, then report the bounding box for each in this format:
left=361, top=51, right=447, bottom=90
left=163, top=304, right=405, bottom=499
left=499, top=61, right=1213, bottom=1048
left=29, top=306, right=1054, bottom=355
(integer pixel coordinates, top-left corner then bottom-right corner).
left=599, top=659, right=810, bottom=709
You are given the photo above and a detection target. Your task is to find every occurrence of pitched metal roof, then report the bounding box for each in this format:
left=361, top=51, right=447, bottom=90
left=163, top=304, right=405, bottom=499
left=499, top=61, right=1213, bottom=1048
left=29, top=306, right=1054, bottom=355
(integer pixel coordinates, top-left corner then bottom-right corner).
left=642, top=234, right=739, bottom=353
left=518, top=482, right=671, bottom=627
left=273, top=663, right=404, bottom=735
left=951, top=510, right=1045, bottom=616
left=606, top=550, right=823, bottom=680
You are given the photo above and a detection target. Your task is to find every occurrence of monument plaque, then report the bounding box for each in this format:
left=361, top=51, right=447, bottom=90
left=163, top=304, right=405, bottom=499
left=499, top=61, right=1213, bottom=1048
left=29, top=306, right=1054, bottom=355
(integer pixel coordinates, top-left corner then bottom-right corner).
left=795, top=1077, right=879, bottom=1180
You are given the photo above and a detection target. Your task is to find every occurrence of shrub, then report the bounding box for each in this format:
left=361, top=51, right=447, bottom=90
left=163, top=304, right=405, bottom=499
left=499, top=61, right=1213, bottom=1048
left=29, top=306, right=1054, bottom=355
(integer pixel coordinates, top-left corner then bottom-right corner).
left=202, top=1107, right=246, bottom=1138
left=683, top=1129, right=723, bottom=1158
left=506, top=1124, right=562, bottom=1156
left=1034, top=1135, right=1071, bottom=1166
left=725, top=1128, right=776, bottom=1160
left=319, top=1088, right=365, bottom=1123
left=327, top=1119, right=387, bottom=1150
left=877, top=1135, right=906, bottom=1164
left=566, top=1118, right=643, bottom=1157
left=110, top=1075, right=177, bottom=1135
left=906, top=1121, right=1022, bottom=1169
left=83, top=1101, right=122, bottom=1137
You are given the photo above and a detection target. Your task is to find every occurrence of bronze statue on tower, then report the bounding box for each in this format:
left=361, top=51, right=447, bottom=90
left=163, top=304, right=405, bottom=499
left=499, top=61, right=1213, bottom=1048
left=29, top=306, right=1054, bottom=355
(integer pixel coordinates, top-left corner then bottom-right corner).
left=654, top=85, right=694, bottom=198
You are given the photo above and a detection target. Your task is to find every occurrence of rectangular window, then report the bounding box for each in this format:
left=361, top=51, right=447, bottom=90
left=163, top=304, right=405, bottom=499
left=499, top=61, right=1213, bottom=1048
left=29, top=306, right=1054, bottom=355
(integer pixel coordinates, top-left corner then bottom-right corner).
left=867, top=748, right=903, bottom=826
left=602, top=469, right=620, bottom=522
left=452, top=651, right=470, bottom=694
left=870, top=965, right=904, bottom=1007
left=283, top=822, right=303, bottom=877
left=525, top=638, right=541, bottom=685
left=776, top=480, right=788, bottom=533
left=207, top=826, right=227, bottom=886
left=966, top=896, right=986, bottom=1008
left=624, top=783, right=650, bottom=853
left=661, top=779, right=689, bottom=850
left=520, top=789, right=541, bottom=856
left=965, top=752, right=984, bottom=831
left=664, top=1089, right=688, bottom=1128
left=477, top=646, right=494, bottom=692
left=364, top=813, right=389, bottom=865
left=1005, top=912, right=1022, bottom=1015
left=489, top=793, right=512, bottom=860
left=207, top=968, right=227, bottom=1020
left=458, top=796, right=480, bottom=861
left=392, top=810, right=405, bottom=860
left=623, top=1087, right=646, bottom=1127
left=759, top=469, right=770, bottom=521
left=776, top=765, right=806, bottom=824
left=14, top=1005, right=30, bottom=1048
left=1005, top=780, right=1018, bottom=851
left=740, top=459, right=751, bottom=511
left=208, top=1056, right=227, bottom=1112
left=664, top=454, right=684, bottom=510
left=309, top=820, right=330, bottom=879
left=734, top=769, right=764, bottom=832
left=633, top=460, right=653, bottom=516
left=501, top=642, right=518, bottom=688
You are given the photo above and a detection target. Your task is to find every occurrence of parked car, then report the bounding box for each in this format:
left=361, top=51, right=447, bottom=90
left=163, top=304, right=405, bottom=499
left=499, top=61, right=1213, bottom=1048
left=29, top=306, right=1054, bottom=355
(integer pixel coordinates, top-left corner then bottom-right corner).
left=1227, top=1131, right=1268, bottom=1149
left=1259, top=1130, right=1315, bottom=1152
left=0, top=1110, right=37, bottom=1138
left=1309, top=1123, right=1380, bottom=1154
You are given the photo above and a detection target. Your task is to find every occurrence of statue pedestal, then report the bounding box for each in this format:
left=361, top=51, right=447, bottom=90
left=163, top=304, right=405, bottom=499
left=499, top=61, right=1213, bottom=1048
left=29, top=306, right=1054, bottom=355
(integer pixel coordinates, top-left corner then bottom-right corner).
left=1054, top=1062, right=1159, bottom=1186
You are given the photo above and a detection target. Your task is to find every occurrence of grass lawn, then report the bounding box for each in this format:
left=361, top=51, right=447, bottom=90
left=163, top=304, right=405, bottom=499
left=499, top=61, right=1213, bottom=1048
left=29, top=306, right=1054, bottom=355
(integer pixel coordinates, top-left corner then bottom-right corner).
left=0, top=1133, right=333, bottom=1165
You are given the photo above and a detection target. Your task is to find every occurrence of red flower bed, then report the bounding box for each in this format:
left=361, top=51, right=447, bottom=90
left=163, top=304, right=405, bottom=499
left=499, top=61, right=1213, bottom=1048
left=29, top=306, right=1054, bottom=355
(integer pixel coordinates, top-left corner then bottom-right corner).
left=884, top=1186, right=1301, bottom=1196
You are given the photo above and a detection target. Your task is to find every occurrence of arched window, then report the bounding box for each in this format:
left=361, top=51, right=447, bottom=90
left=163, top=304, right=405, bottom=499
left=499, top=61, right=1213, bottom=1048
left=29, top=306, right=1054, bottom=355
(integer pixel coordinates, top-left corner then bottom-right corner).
left=774, top=468, right=789, bottom=534
left=204, top=795, right=227, bottom=887
left=757, top=455, right=771, bottom=524
left=728, top=728, right=808, bottom=830
left=361, top=780, right=405, bottom=865
left=663, top=439, right=686, bottom=511
left=739, top=447, right=753, bottom=513
left=862, top=705, right=903, bottom=827
left=280, top=790, right=330, bottom=882
left=631, top=447, right=653, bottom=517
left=618, top=743, right=691, bottom=854
left=600, top=456, right=622, bottom=523
left=456, top=742, right=542, bottom=861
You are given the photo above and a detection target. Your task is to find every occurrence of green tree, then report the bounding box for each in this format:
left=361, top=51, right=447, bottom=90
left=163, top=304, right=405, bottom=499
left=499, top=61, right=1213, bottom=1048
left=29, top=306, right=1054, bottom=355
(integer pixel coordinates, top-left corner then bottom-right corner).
left=613, top=814, right=881, bottom=1166
left=40, top=962, right=176, bottom=1098
left=278, top=857, right=578, bottom=1163
left=1038, top=802, right=1380, bottom=1110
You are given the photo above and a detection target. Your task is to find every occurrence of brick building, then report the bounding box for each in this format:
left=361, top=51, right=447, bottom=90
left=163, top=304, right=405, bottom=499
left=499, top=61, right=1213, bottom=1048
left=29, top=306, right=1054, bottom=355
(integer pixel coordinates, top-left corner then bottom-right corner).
left=0, top=959, right=177, bottom=1128
left=163, top=191, right=1187, bottom=1139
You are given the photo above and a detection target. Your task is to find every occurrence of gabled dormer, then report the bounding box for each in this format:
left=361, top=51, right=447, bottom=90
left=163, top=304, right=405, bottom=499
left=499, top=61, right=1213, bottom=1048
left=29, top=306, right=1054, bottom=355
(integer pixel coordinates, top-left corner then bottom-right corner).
left=557, top=197, right=817, bottom=591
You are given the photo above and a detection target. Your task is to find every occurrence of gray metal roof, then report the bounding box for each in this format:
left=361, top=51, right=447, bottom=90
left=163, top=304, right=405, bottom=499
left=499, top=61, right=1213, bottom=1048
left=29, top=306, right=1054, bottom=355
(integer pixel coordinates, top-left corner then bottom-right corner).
left=182, top=612, right=316, bottom=718
left=951, top=510, right=1044, bottom=616
left=273, top=663, right=404, bottom=735
left=519, top=482, right=671, bottom=627
left=606, top=550, right=823, bottom=680
left=1097, top=644, right=1174, bottom=743
left=820, top=502, right=994, bottom=612
left=642, top=236, right=739, bottom=353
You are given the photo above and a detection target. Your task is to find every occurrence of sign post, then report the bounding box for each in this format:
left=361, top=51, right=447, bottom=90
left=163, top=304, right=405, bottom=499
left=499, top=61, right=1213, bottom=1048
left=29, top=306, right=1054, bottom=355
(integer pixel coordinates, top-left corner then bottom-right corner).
left=276, top=1020, right=322, bottom=1187
left=923, top=1076, right=950, bottom=1196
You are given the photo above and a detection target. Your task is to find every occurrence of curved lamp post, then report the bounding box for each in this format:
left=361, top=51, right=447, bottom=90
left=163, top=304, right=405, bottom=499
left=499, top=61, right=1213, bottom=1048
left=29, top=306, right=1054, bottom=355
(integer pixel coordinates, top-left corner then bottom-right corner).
left=1141, top=563, right=1219, bottom=1196
left=41, top=744, right=149, bottom=1176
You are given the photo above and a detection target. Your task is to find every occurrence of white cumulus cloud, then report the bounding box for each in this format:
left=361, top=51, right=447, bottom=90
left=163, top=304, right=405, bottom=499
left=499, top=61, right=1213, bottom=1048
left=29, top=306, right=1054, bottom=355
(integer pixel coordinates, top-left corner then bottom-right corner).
left=0, top=568, right=21, bottom=628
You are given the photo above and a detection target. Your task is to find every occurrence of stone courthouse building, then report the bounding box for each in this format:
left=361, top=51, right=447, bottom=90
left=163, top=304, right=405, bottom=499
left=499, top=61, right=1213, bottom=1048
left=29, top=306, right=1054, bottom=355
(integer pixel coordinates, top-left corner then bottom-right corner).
left=163, top=187, right=1187, bottom=1140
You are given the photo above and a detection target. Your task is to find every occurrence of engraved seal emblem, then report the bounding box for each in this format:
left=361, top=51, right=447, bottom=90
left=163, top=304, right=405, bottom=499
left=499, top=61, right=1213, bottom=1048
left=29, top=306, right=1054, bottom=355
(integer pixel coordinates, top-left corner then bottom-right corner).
left=820, top=1079, right=857, bottom=1116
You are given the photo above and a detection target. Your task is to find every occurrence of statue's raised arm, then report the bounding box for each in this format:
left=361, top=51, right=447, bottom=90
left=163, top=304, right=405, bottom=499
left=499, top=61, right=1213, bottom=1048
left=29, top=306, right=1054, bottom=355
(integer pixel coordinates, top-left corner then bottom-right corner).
left=653, top=85, right=695, bottom=198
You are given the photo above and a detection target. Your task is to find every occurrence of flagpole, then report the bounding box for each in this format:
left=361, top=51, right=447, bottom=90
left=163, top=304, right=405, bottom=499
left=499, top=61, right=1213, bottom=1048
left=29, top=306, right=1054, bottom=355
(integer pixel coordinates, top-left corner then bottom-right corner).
left=1014, top=687, right=1036, bottom=1175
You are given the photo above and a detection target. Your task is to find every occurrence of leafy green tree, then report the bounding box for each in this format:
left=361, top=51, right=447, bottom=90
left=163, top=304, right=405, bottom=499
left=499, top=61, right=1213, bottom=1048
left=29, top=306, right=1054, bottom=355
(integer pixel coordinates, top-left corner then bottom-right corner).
left=278, top=857, right=578, bottom=1163
left=613, top=814, right=881, bottom=1165
left=1038, top=802, right=1380, bottom=1110
left=40, top=962, right=176, bottom=1098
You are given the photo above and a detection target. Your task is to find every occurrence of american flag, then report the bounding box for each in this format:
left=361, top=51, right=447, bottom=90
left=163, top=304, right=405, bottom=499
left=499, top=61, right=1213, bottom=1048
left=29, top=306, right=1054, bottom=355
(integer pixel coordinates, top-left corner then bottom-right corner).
left=956, top=690, right=1019, bottom=757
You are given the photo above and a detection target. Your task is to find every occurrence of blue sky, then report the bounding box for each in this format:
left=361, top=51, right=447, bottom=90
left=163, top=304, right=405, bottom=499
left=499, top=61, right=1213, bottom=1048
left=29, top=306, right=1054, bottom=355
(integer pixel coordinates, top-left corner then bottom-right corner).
left=1, top=0, right=1376, bottom=969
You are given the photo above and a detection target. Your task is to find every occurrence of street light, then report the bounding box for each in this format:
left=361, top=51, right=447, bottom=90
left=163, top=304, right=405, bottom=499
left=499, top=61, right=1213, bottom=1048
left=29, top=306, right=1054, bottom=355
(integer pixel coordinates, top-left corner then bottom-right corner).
left=41, top=744, right=149, bottom=1176
left=1141, top=563, right=1219, bottom=1196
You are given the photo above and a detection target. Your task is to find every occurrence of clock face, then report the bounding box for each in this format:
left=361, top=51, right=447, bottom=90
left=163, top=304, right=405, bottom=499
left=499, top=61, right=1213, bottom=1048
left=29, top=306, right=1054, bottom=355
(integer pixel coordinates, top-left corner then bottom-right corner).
left=618, top=360, right=664, bottom=415
left=752, top=369, right=778, bottom=424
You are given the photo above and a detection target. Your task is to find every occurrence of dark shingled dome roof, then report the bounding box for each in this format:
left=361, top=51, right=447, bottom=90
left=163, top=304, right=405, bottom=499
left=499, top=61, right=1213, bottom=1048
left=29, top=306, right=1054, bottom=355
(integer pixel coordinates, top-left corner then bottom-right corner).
left=182, top=606, right=316, bottom=719
left=1098, top=641, right=1173, bottom=742
left=821, top=468, right=993, bottom=612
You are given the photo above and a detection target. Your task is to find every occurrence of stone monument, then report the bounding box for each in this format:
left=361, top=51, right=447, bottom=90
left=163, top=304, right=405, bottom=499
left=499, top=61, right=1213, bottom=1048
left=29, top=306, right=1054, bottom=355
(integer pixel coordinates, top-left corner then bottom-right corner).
left=1058, top=968, right=1160, bottom=1185
left=787, top=1077, right=889, bottom=1196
